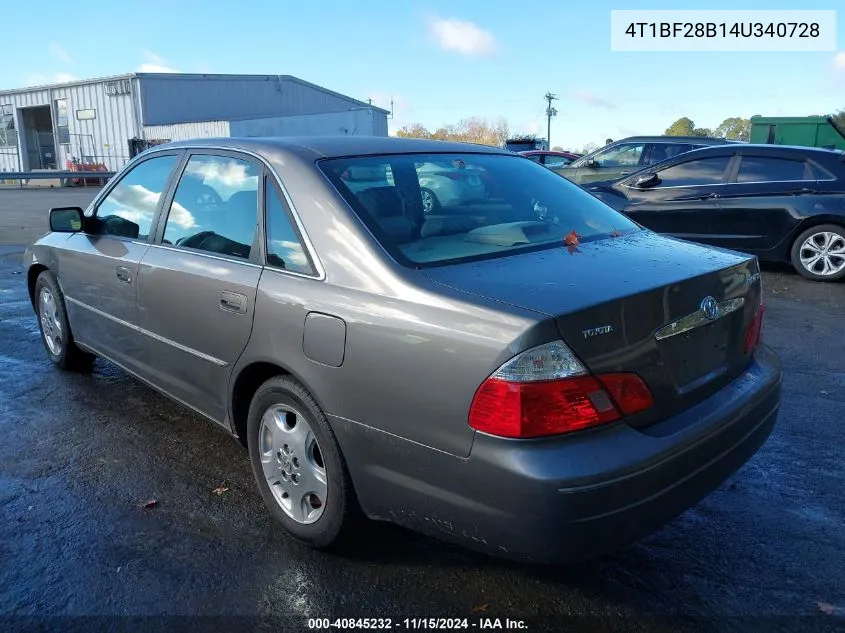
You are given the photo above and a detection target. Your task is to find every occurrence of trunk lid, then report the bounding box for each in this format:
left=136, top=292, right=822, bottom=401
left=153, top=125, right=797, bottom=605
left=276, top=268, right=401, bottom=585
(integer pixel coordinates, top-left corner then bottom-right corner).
left=422, top=231, right=763, bottom=427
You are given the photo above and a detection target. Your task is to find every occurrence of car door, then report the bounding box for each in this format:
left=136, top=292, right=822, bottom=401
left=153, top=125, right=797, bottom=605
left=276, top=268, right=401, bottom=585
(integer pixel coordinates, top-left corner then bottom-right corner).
left=619, top=153, right=736, bottom=243
left=135, top=150, right=263, bottom=423
left=714, top=154, right=819, bottom=256
left=58, top=151, right=183, bottom=373
left=567, top=141, right=648, bottom=185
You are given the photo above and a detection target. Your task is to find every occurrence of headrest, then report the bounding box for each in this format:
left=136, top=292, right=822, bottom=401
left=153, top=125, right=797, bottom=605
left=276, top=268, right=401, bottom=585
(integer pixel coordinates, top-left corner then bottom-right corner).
left=356, top=186, right=404, bottom=218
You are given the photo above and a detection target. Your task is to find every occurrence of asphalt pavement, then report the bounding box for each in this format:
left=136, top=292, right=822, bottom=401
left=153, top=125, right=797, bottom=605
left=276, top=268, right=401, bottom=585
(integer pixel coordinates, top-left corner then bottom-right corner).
left=0, top=190, right=843, bottom=633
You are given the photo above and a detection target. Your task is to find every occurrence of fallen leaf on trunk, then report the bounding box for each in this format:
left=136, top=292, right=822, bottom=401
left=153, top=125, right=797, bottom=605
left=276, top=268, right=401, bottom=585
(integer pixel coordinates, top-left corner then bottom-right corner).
left=471, top=604, right=488, bottom=613
left=141, top=498, right=157, bottom=509
left=563, top=230, right=580, bottom=247
left=817, top=601, right=839, bottom=615
left=212, top=486, right=230, bottom=496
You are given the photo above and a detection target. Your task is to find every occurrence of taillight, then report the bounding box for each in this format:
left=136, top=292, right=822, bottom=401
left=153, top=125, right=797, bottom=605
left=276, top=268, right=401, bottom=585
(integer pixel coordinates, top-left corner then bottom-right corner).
left=468, top=341, right=653, bottom=439
left=744, top=302, right=765, bottom=354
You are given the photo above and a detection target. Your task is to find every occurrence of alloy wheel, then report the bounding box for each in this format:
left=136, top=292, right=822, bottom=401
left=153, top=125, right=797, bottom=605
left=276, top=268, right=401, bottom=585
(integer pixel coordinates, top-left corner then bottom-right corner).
left=39, top=288, right=63, bottom=356
left=259, top=404, right=327, bottom=524
left=799, top=231, right=845, bottom=277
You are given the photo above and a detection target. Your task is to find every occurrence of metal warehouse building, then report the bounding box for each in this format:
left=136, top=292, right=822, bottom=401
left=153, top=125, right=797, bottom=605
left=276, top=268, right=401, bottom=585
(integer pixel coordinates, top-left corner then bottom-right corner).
left=0, top=73, right=390, bottom=173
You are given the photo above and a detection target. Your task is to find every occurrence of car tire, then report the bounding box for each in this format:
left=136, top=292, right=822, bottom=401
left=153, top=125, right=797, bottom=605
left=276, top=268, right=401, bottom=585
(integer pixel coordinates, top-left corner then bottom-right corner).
left=34, top=270, right=95, bottom=371
left=421, top=188, right=441, bottom=215
left=790, top=224, right=845, bottom=282
left=247, top=375, right=359, bottom=549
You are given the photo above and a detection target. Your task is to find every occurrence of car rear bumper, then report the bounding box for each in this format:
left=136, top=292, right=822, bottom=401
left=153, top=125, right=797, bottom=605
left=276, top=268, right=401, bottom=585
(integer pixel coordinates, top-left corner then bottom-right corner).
left=336, top=345, right=782, bottom=564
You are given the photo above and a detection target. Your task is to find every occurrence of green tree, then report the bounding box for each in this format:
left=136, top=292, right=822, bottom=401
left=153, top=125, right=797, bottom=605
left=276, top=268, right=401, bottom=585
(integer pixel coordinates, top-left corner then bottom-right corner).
left=715, top=117, right=751, bottom=141
left=394, top=118, right=510, bottom=147
left=665, top=117, right=695, bottom=136
left=831, top=109, right=845, bottom=129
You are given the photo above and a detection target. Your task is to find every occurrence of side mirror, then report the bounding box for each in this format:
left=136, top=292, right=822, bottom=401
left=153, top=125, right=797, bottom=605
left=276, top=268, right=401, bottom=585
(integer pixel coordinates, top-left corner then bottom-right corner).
left=586, top=159, right=599, bottom=168
left=633, top=173, right=659, bottom=189
left=49, top=207, right=84, bottom=233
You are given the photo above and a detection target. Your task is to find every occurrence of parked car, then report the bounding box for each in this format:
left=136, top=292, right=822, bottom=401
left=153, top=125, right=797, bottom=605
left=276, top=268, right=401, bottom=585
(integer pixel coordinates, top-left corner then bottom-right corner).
left=584, top=144, right=845, bottom=282
left=519, top=150, right=582, bottom=168
left=552, top=136, right=738, bottom=185
left=415, top=159, right=489, bottom=213
left=25, top=136, right=781, bottom=564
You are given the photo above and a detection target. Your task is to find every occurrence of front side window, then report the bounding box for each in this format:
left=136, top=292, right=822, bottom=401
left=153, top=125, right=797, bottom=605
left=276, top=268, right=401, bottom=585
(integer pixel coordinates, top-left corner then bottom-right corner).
left=587, top=143, right=645, bottom=168
left=654, top=156, right=733, bottom=187
left=162, top=154, right=259, bottom=260
left=94, top=154, right=178, bottom=239
left=736, top=156, right=810, bottom=183
left=320, top=153, right=640, bottom=267
left=265, top=178, right=314, bottom=275
left=54, top=99, right=69, bottom=145
left=0, top=104, right=15, bottom=148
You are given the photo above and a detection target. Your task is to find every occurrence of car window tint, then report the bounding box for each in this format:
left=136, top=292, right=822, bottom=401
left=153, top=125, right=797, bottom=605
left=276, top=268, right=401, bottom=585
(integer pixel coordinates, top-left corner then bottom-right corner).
left=265, top=179, right=314, bottom=275
left=319, top=153, right=640, bottom=267
left=736, top=156, right=808, bottom=183
left=525, top=154, right=542, bottom=164
left=806, top=161, right=834, bottom=180
left=94, top=154, right=178, bottom=239
left=162, top=154, right=259, bottom=260
left=592, top=143, right=645, bottom=168
left=655, top=156, right=732, bottom=187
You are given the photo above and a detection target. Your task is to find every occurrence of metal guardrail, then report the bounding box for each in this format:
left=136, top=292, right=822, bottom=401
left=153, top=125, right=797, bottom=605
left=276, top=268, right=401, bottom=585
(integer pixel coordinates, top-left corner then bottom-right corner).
left=0, top=170, right=115, bottom=189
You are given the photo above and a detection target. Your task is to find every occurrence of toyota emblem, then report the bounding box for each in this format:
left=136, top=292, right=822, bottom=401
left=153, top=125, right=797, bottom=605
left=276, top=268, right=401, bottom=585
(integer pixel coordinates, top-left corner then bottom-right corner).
left=700, top=296, right=719, bottom=320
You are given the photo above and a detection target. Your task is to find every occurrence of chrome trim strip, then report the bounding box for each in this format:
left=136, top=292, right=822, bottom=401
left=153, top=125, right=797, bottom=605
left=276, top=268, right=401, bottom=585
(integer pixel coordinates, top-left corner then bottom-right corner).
left=65, top=296, right=228, bottom=367
left=137, top=144, right=327, bottom=281
left=146, top=243, right=264, bottom=269
left=654, top=297, right=745, bottom=341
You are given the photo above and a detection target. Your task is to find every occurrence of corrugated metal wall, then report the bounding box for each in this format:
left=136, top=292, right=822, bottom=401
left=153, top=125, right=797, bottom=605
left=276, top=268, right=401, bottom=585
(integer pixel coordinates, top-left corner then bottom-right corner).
left=138, top=74, right=382, bottom=126
left=0, top=78, right=140, bottom=172
left=229, top=109, right=385, bottom=137
left=143, top=120, right=230, bottom=141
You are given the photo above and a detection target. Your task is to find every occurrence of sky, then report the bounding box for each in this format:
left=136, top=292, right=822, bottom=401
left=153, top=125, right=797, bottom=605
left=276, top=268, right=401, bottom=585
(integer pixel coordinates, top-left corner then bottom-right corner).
left=1, top=0, right=844, bottom=150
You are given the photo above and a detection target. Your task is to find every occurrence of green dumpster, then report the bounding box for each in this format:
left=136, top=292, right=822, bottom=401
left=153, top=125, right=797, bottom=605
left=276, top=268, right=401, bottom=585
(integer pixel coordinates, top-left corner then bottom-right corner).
left=749, top=116, right=845, bottom=151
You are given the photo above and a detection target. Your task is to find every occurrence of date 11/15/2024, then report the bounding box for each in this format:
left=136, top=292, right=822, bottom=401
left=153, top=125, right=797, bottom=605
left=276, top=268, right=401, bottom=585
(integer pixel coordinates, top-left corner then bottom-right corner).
left=307, top=618, right=528, bottom=630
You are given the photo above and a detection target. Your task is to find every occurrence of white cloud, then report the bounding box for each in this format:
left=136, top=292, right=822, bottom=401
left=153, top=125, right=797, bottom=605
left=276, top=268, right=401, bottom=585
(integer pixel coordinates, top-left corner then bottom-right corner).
left=428, top=17, right=496, bottom=56
left=49, top=43, right=71, bottom=64
left=571, top=90, right=617, bottom=110
left=24, top=72, right=77, bottom=86
left=833, top=52, right=845, bottom=69
left=137, top=49, right=179, bottom=73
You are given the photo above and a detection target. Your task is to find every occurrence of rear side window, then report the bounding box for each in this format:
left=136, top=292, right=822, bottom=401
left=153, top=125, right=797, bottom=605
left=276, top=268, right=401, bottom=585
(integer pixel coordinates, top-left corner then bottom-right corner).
left=265, top=178, right=314, bottom=275
left=655, top=156, right=732, bottom=187
left=162, top=154, right=260, bottom=260
left=94, top=154, right=178, bottom=239
left=319, top=153, right=640, bottom=267
left=736, top=156, right=809, bottom=182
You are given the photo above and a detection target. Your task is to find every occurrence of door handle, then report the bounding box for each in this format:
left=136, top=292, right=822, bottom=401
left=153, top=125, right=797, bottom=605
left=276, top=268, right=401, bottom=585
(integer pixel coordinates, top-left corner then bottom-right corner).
left=220, top=291, right=247, bottom=314
left=116, top=266, right=133, bottom=284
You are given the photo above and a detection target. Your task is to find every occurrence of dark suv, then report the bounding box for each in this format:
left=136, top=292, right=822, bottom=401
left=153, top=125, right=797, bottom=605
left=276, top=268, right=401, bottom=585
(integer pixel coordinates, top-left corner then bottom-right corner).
left=553, top=136, right=739, bottom=185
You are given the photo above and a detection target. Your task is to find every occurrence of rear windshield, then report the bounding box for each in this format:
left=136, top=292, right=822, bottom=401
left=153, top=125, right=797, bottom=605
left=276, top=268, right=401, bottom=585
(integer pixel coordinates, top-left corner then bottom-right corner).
left=318, top=153, right=640, bottom=267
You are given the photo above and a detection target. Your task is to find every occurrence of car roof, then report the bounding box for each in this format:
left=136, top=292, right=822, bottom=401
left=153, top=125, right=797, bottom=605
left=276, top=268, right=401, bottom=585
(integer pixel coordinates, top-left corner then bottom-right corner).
left=610, top=135, right=737, bottom=145
left=148, top=136, right=514, bottom=160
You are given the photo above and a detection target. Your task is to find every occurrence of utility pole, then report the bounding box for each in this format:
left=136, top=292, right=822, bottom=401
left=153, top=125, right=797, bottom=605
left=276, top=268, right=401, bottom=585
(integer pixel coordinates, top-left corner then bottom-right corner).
left=544, top=92, right=558, bottom=148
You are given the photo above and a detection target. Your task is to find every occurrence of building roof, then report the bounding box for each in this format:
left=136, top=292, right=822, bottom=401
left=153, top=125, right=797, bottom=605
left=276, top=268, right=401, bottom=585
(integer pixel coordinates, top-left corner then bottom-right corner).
left=0, top=72, right=390, bottom=115
left=153, top=135, right=512, bottom=159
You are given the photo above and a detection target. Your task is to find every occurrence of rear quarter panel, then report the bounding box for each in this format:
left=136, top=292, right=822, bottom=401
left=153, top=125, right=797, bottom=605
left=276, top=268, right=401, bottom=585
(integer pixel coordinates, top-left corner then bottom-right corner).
left=240, top=268, right=552, bottom=458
